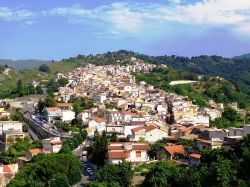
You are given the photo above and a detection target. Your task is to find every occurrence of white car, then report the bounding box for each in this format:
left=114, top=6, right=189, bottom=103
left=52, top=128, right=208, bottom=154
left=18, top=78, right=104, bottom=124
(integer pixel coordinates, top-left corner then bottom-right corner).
left=82, top=156, right=88, bottom=162
left=82, top=151, right=88, bottom=156
left=86, top=168, right=92, bottom=172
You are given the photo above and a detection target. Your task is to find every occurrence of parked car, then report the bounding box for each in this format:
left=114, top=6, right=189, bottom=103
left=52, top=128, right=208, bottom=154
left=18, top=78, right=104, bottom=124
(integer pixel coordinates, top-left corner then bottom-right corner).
left=82, top=150, right=88, bottom=156
left=82, top=156, right=88, bottom=162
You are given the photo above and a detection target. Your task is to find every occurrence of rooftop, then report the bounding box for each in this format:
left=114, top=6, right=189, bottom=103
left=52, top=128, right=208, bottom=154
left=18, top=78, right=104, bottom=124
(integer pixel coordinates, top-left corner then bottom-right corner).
left=163, top=145, right=185, bottom=156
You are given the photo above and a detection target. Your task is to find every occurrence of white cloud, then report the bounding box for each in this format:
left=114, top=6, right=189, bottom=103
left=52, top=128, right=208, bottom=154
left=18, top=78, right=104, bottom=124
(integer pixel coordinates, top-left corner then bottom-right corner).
left=168, top=0, right=182, bottom=4
left=43, top=0, right=250, bottom=36
left=2, top=1, right=250, bottom=36
left=0, top=7, right=36, bottom=23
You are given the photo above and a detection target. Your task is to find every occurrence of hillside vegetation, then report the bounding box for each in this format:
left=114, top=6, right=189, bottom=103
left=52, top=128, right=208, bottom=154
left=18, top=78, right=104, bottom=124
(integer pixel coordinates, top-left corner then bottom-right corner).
left=0, top=50, right=250, bottom=107
left=133, top=67, right=250, bottom=109
left=136, top=54, right=250, bottom=96
left=0, top=59, right=52, bottom=71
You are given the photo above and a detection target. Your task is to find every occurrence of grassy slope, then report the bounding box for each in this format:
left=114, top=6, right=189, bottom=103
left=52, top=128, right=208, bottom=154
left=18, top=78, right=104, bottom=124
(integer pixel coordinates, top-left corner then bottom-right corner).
left=0, top=61, right=78, bottom=92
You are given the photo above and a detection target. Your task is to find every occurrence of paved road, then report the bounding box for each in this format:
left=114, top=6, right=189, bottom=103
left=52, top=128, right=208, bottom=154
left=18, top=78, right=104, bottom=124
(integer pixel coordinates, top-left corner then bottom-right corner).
left=28, top=128, right=39, bottom=141
left=73, top=140, right=96, bottom=186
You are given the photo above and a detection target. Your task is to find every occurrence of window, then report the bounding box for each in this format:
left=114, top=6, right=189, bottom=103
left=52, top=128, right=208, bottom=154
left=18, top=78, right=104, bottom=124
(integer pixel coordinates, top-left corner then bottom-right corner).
left=234, top=131, right=236, bottom=136
left=136, top=151, right=141, bottom=158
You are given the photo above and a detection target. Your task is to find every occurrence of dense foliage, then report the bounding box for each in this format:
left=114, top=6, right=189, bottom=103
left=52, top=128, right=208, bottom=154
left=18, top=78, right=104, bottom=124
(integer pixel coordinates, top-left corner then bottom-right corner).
left=142, top=135, right=250, bottom=187
left=38, top=64, right=50, bottom=73
left=8, top=154, right=82, bottom=187
left=58, top=77, right=69, bottom=87
left=72, top=97, right=94, bottom=115
left=37, top=95, right=57, bottom=114
left=0, top=139, right=42, bottom=164
left=88, top=131, right=109, bottom=166
left=89, top=161, right=134, bottom=187
left=210, top=107, right=241, bottom=129
left=60, top=129, right=87, bottom=154
left=133, top=67, right=250, bottom=109
left=138, top=54, right=250, bottom=97
left=1, top=50, right=250, bottom=104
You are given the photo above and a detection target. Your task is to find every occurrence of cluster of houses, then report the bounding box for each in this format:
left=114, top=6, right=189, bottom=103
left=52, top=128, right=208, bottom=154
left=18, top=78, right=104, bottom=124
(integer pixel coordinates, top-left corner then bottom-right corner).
left=1, top=57, right=249, bottom=186
left=0, top=135, right=62, bottom=186
left=46, top=58, right=248, bottom=166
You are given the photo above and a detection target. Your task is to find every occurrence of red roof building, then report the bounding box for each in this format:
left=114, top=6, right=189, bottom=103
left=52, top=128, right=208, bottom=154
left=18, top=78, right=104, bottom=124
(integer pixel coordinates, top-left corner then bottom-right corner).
left=107, top=142, right=149, bottom=164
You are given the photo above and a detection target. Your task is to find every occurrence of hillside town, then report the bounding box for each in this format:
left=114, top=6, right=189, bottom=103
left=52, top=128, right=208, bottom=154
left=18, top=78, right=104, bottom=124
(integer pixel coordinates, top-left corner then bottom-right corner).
left=0, top=57, right=249, bottom=186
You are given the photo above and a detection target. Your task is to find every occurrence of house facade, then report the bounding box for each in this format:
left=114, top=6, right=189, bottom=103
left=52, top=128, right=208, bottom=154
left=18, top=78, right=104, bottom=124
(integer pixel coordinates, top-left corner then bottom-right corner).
left=107, top=142, right=149, bottom=164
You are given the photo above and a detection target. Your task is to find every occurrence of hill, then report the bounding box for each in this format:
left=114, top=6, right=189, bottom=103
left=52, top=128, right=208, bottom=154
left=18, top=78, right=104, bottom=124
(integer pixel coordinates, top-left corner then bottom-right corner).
left=233, top=53, right=250, bottom=59
left=0, top=59, right=52, bottom=71
left=0, top=50, right=136, bottom=98
left=135, top=54, right=250, bottom=96
left=133, top=67, right=250, bottom=109
left=0, top=50, right=249, bottom=109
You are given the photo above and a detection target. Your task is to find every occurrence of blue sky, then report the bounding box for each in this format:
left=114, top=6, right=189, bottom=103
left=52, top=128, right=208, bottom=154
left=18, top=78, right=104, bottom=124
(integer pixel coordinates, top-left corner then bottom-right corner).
left=1, top=0, right=250, bottom=60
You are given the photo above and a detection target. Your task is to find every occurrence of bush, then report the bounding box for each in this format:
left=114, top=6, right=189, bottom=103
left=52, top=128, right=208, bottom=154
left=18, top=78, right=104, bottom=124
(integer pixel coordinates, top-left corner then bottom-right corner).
left=38, top=64, right=50, bottom=73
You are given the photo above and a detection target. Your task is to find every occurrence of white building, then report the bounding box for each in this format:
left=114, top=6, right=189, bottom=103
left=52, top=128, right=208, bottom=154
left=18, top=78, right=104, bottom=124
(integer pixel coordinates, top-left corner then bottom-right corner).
left=88, top=116, right=107, bottom=133
left=107, top=142, right=149, bottom=164
left=0, top=121, right=22, bottom=135
left=92, top=94, right=107, bottom=104
left=131, top=124, right=168, bottom=143
left=123, top=121, right=145, bottom=137
left=108, top=111, right=123, bottom=123
left=77, top=110, right=92, bottom=122
left=61, top=110, right=75, bottom=122
left=44, top=107, right=75, bottom=123
left=43, top=137, right=62, bottom=153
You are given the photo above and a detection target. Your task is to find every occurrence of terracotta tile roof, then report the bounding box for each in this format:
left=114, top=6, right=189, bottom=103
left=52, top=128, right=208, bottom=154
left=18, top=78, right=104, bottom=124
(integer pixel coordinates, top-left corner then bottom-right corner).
left=108, top=151, right=130, bottom=159
left=164, top=145, right=185, bottom=156
left=145, top=125, right=157, bottom=132
left=90, top=116, right=107, bottom=123
left=180, top=125, right=204, bottom=133
left=121, top=111, right=138, bottom=116
left=56, top=103, right=73, bottom=107
left=180, top=134, right=198, bottom=140
left=189, top=153, right=201, bottom=159
left=51, top=141, right=62, bottom=145
left=3, top=165, right=11, bottom=173
left=46, top=107, right=61, bottom=112
left=196, top=138, right=210, bottom=144
left=28, top=148, right=44, bottom=155
left=132, top=144, right=150, bottom=150
left=108, top=142, right=150, bottom=151
left=131, top=126, right=145, bottom=132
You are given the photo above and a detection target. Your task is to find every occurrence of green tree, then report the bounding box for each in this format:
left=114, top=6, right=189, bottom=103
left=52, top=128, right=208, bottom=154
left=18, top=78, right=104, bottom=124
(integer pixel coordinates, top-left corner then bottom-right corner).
left=89, top=131, right=109, bottom=165
left=58, top=78, right=69, bottom=87
left=222, top=107, right=239, bottom=122
left=16, top=79, right=24, bottom=97
left=143, top=161, right=179, bottom=187
left=8, top=154, right=82, bottom=186
left=88, top=181, right=120, bottom=187
left=39, top=64, right=50, bottom=73
left=44, top=96, right=57, bottom=107
left=28, top=84, right=36, bottom=95
left=23, top=124, right=29, bottom=132
left=73, top=102, right=83, bottom=116
left=37, top=99, right=45, bottom=114
left=10, top=114, right=23, bottom=121
left=216, top=157, right=237, bottom=187
left=36, top=85, right=44, bottom=94
left=50, top=174, right=69, bottom=187
left=148, top=141, right=165, bottom=159
left=95, top=162, right=133, bottom=187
